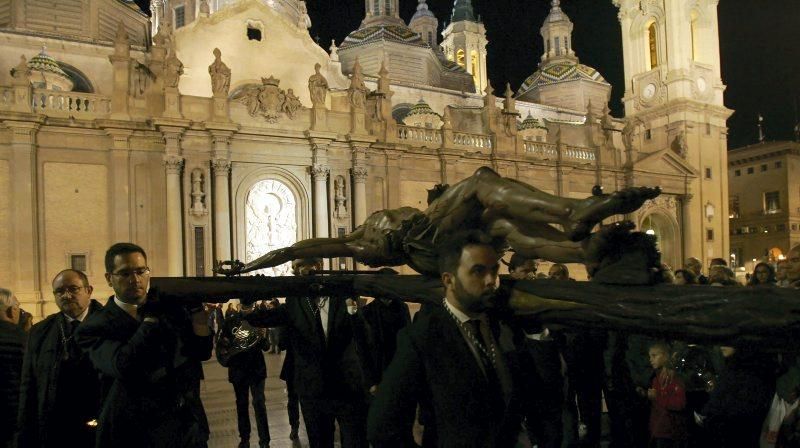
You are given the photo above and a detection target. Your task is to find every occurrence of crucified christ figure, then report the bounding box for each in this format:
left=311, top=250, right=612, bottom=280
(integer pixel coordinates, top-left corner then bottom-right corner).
left=216, top=167, right=660, bottom=277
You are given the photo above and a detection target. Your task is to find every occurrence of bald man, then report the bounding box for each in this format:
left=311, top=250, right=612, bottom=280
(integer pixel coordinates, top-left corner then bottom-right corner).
left=17, top=270, right=104, bottom=447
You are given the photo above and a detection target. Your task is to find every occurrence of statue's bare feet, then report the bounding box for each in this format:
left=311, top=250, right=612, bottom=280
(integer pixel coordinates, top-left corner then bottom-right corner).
left=567, top=186, right=660, bottom=241
left=214, top=259, right=246, bottom=277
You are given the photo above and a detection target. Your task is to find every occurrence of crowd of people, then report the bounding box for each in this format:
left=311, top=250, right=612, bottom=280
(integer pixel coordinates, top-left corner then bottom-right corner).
left=1, top=238, right=799, bottom=448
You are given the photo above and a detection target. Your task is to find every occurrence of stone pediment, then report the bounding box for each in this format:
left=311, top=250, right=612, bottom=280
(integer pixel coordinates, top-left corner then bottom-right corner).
left=633, top=148, right=697, bottom=177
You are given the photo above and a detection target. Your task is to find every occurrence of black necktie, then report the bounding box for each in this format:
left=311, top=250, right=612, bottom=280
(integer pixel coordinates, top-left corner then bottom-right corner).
left=70, top=319, right=80, bottom=335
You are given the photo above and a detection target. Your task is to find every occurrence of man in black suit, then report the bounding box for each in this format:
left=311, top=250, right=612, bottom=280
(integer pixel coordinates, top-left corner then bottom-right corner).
left=219, top=305, right=271, bottom=448
left=360, top=293, right=410, bottom=385
left=367, top=230, right=526, bottom=447
left=17, top=269, right=104, bottom=447
left=76, top=242, right=213, bottom=448
left=244, top=257, right=373, bottom=448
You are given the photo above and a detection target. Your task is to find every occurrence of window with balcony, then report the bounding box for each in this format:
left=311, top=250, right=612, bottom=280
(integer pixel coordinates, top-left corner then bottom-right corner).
left=729, top=195, right=740, bottom=219
left=764, top=191, right=781, bottom=214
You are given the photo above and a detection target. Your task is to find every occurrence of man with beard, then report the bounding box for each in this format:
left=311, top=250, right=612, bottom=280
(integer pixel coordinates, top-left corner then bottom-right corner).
left=17, top=269, right=104, bottom=447
left=367, top=230, right=526, bottom=447
left=76, top=243, right=212, bottom=448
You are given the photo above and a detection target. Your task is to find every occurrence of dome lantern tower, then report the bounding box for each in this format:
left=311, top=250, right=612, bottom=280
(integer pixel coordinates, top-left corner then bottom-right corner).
left=440, top=0, right=488, bottom=93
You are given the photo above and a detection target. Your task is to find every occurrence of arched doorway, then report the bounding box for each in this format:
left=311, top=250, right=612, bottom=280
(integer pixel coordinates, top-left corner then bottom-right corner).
left=245, top=179, right=297, bottom=276
left=640, top=211, right=678, bottom=269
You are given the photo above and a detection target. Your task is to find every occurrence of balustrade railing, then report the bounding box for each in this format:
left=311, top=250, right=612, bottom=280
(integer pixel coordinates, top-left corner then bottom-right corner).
left=31, top=89, right=111, bottom=117
left=564, top=145, right=596, bottom=162
left=452, top=132, right=492, bottom=149
left=397, top=125, right=442, bottom=144
left=524, top=141, right=558, bottom=158
left=524, top=141, right=596, bottom=163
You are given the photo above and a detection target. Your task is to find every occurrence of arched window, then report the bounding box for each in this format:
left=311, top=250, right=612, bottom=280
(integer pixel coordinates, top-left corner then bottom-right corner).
left=384, top=0, right=391, bottom=15
left=456, top=49, right=465, bottom=68
left=565, top=36, right=569, bottom=52
left=647, top=21, right=658, bottom=69
left=555, top=36, right=561, bottom=56
left=371, top=0, right=378, bottom=14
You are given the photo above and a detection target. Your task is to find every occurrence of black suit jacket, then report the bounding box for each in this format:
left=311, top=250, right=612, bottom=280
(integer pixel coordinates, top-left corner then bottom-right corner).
left=246, top=296, right=374, bottom=401
left=367, top=304, right=525, bottom=447
left=17, top=300, right=104, bottom=447
left=76, top=297, right=213, bottom=448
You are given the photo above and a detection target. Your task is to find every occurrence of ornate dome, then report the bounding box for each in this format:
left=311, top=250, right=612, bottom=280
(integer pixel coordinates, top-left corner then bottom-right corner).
left=411, top=0, right=435, bottom=21
left=340, top=25, right=425, bottom=50
left=27, top=47, right=68, bottom=78
left=517, top=60, right=606, bottom=95
left=27, top=46, right=73, bottom=91
left=518, top=112, right=547, bottom=130
left=407, top=98, right=437, bottom=117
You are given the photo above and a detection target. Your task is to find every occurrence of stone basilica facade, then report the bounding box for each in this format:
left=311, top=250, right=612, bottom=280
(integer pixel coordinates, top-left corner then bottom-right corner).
left=0, top=0, right=731, bottom=318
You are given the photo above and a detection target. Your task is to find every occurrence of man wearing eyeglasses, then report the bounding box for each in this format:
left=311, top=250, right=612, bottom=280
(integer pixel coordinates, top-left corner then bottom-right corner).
left=76, top=243, right=213, bottom=448
left=17, top=269, right=104, bottom=447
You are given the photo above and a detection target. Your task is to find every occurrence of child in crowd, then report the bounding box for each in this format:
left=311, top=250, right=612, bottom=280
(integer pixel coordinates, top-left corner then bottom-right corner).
left=639, top=342, right=688, bottom=447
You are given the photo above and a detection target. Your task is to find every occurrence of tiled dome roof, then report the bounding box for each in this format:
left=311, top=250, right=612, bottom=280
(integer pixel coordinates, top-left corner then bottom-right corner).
left=340, top=25, right=425, bottom=50
left=518, top=112, right=547, bottom=130
left=27, top=47, right=68, bottom=78
left=518, top=60, right=606, bottom=95
left=407, top=98, right=438, bottom=117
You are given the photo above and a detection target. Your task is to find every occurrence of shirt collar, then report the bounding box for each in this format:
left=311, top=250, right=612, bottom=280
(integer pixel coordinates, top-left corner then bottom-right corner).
left=444, top=297, right=483, bottom=323
left=63, top=305, right=90, bottom=323
left=114, top=296, right=140, bottom=319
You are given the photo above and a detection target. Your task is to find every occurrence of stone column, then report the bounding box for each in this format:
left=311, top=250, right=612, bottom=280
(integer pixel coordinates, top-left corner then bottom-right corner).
left=107, top=130, right=133, bottom=242
left=385, top=150, right=402, bottom=209
left=7, top=122, right=42, bottom=316
left=351, top=166, right=368, bottom=227
left=681, top=193, right=695, bottom=267
left=311, top=164, right=330, bottom=238
left=109, top=22, right=132, bottom=120
left=211, top=158, right=231, bottom=262
left=164, top=155, right=184, bottom=276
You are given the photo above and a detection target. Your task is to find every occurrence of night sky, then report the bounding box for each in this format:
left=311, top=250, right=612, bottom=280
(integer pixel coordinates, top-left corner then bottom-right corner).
left=137, top=0, right=800, bottom=149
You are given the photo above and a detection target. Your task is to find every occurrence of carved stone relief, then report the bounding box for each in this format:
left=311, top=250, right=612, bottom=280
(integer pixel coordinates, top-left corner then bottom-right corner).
left=245, top=179, right=297, bottom=276
left=233, top=76, right=303, bottom=123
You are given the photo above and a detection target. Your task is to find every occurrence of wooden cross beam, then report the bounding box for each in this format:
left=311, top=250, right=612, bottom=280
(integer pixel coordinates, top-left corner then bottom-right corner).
left=149, top=275, right=800, bottom=347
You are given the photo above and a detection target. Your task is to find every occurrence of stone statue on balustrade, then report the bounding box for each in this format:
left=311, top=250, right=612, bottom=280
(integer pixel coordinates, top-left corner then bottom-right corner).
left=10, top=55, right=31, bottom=84
left=308, top=63, right=328, bottom=108
left=216, top=166, right=660, bottom=279
left=162, top=50, right=184, bottom=89
left=209, top=48, right=231, bottom=97
left=347, top=59, right=368, bottom=111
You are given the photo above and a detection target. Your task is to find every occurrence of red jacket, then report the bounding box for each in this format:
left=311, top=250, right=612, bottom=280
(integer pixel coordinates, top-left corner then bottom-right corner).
left=649, top=370, right=688, bottom=440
